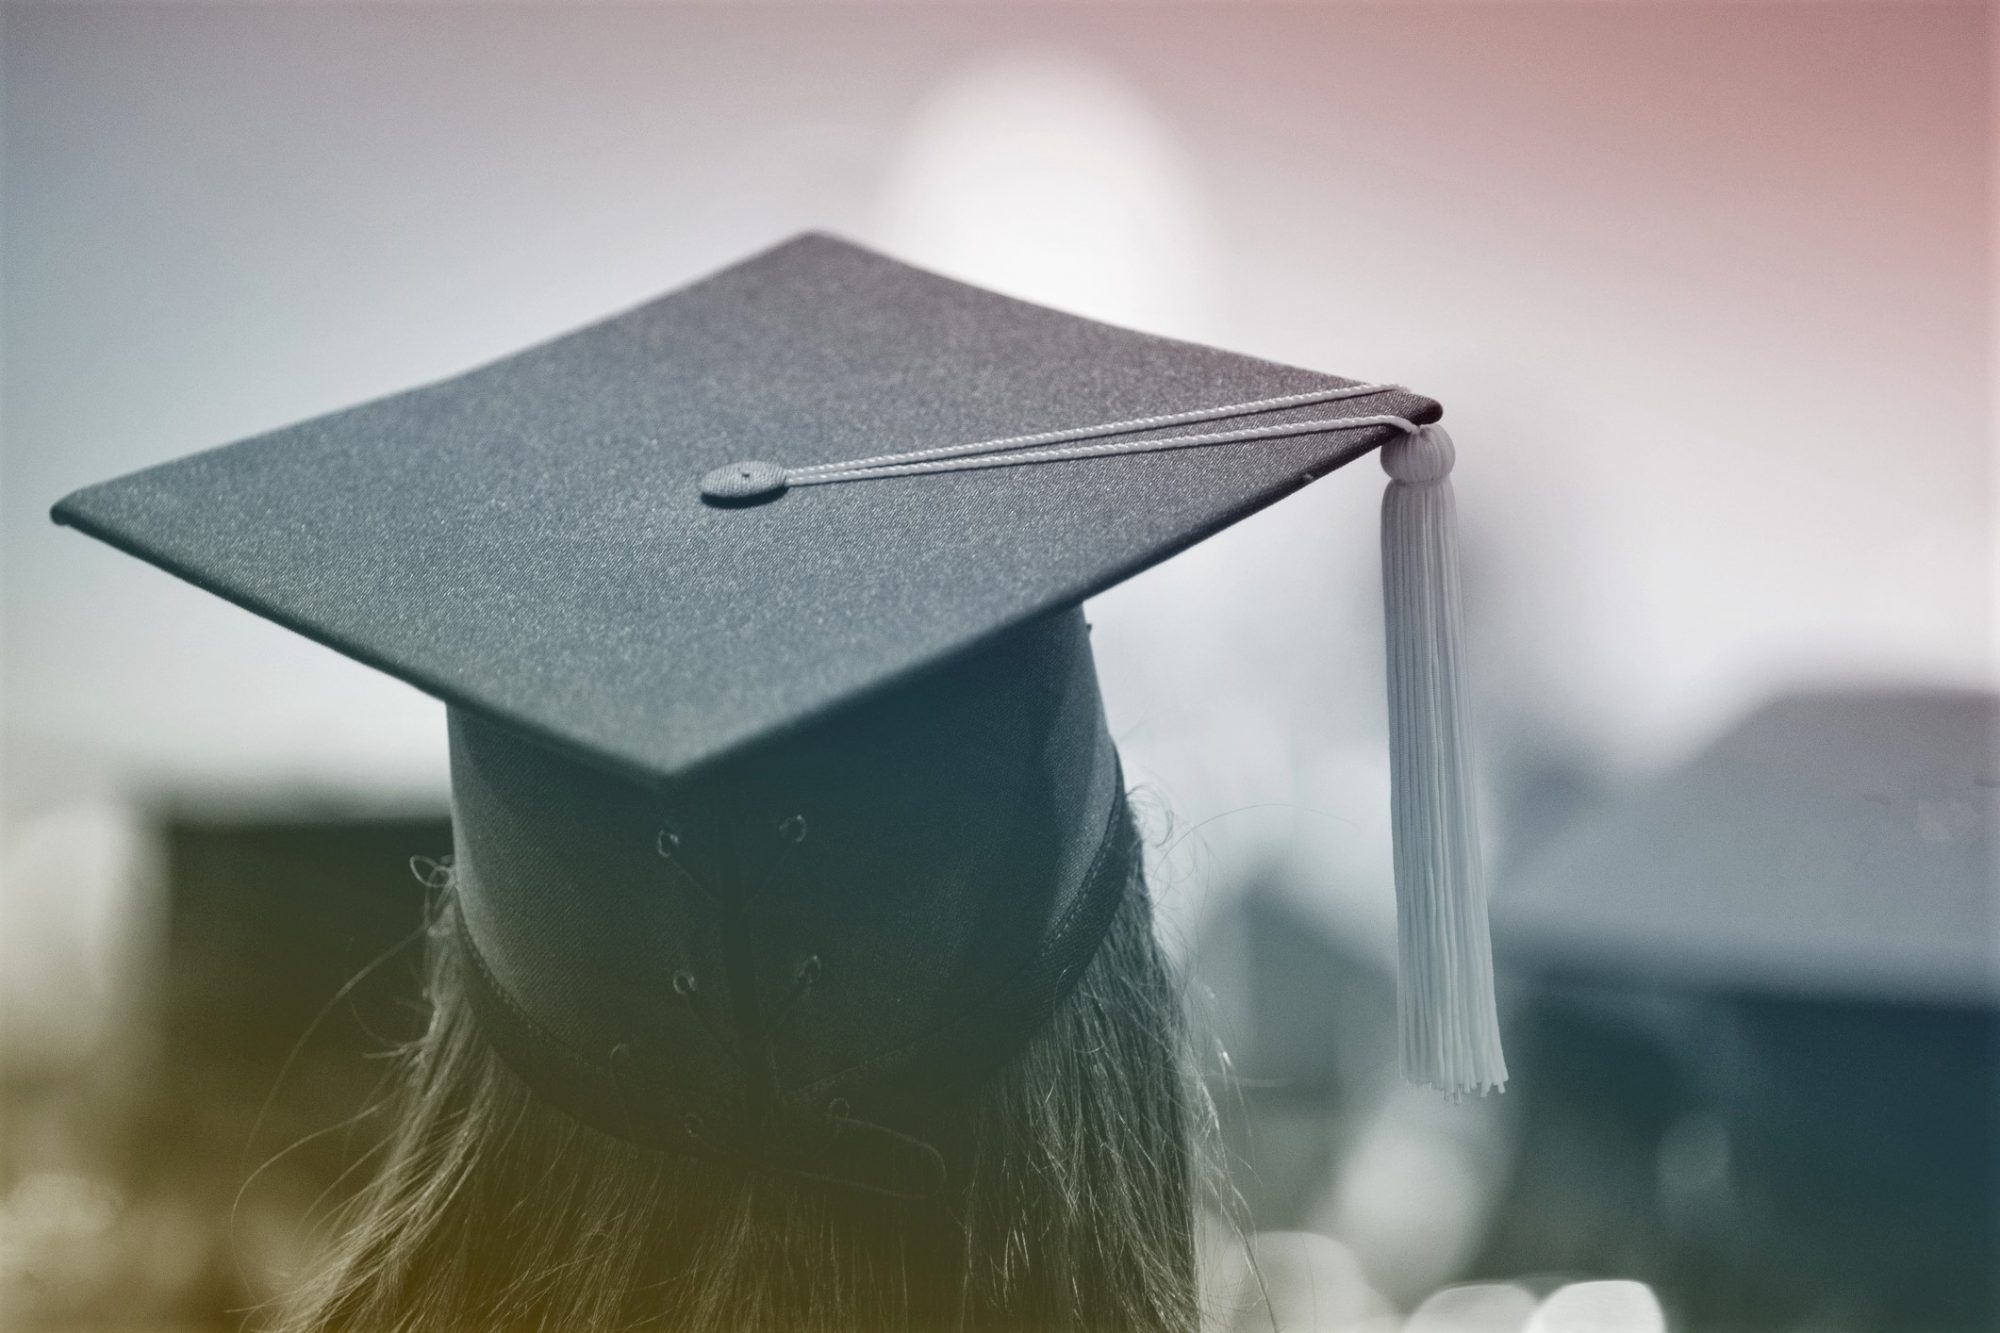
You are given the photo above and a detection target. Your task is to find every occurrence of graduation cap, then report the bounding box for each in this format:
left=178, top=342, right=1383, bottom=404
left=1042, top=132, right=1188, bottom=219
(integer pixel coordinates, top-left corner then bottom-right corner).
left=1497, top=688, right=1999, bottom=1004
left=1491, top=690, right=1997, bottom=1321
left=53, top=234, right=1504, bottom=1187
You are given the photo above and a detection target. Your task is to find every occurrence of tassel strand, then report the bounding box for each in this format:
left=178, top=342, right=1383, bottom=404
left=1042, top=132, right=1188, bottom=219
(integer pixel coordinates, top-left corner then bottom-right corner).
left=1380, top=425, right=1507, bottom=1097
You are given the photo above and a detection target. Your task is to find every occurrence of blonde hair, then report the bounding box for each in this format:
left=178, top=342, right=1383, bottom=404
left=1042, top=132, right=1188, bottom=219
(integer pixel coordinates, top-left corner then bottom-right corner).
left=274, top=812, right=1202, bottom=1332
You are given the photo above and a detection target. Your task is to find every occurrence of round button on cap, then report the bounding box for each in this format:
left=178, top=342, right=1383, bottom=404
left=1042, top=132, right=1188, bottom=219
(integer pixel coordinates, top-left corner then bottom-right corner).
left=700, top=460, right=789, bottom=505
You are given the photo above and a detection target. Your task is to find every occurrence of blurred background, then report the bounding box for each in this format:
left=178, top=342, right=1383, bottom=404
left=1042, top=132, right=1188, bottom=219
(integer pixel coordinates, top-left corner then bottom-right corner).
left=3, top=3, right=1993, bottom=1330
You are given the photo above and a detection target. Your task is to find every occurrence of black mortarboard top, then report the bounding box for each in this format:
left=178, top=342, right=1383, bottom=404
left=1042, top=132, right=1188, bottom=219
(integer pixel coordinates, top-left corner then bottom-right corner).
left=54, top=234, right=1504, bottom=1189
left=55, top=234, right=1443, bottom=787
left=1497, top=689, right=1999, bottom=1004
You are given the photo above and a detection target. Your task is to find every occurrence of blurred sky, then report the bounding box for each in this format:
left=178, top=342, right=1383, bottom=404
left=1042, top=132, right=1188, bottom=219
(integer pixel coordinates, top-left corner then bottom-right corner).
left=4, top=4, right=1992, bottom=950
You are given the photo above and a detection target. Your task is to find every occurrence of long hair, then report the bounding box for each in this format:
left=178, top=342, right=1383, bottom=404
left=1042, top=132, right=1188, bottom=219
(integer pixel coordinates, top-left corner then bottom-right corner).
left=273, top=811, right=1202, bottom=1332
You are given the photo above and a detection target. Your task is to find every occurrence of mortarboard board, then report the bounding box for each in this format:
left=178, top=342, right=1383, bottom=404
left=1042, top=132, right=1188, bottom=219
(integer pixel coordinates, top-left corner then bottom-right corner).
left=1497, top=688, right=1999, bottom=1004
left=53, top=234, right=1505, bottom=1189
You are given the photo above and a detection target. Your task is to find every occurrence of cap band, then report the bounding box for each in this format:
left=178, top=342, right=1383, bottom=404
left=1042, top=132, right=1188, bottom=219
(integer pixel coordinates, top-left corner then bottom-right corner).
left=443, top=610, right=1134, bottom=1187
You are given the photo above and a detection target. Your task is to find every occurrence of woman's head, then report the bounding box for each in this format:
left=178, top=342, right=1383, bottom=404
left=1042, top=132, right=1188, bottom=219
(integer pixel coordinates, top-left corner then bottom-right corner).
left=53, top=232, right=1474, bottom=1331
left=276, top=813, right=1199, bottom=1332
left=279, top=609, right=1205, bottom=1330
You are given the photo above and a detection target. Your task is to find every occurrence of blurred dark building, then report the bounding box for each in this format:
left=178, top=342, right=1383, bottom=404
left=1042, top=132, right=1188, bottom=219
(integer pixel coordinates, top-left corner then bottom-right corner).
left=4, top=807, right=448, bottom=1330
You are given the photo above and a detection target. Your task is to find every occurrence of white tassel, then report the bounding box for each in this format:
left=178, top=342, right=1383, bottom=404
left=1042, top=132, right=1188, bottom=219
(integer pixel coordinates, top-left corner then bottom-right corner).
left=1380, top=425, right=1507, bottom=1097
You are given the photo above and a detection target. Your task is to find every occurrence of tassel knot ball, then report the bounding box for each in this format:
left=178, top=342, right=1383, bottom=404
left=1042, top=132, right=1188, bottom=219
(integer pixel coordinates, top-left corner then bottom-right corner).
left=1381, top=424, right=1456, bottom=485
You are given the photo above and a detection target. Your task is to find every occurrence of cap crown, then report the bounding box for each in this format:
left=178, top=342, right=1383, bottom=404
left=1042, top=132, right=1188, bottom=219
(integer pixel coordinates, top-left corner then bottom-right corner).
left=53, top=233, right=1439, bottom=781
